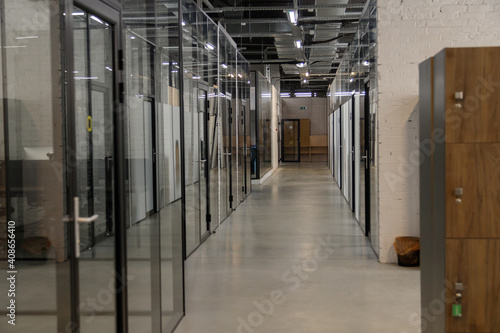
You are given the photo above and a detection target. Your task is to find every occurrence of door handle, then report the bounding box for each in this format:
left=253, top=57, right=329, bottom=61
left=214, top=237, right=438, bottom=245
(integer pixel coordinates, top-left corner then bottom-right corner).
left=195, top=159, right=207, bottom=162
left=68, top=197, right=99, bottom=258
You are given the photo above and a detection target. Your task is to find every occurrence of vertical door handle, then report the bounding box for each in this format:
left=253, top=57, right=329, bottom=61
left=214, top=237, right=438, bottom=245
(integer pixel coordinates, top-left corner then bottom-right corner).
left=72, top=197, right=99, bottom=258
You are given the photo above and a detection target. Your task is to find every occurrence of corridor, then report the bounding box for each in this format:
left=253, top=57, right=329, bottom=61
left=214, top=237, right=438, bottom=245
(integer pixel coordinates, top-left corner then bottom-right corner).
left=175, top=163, right=420, bottom=333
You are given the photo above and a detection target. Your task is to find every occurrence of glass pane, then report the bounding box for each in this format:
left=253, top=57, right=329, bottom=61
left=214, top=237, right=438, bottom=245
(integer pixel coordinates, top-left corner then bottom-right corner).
left=184, top=76, right=200, bottom=254
left=144, top=100, right=154, bottom=213
left=0, top=1, right=65, bottom=331
left=198, top=89, right=208, bottom=237
left=123, top=3, right=157, bottom=330
left=72, top=7, right=116, bottom=332
left=283, top=120, right=300, bottom=162
left=123, top=0, right=185, bottom=330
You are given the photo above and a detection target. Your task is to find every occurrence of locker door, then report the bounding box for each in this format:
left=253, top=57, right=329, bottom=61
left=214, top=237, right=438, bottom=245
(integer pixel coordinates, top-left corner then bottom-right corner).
left=446, top=239, right=500, bottom=332
left=446, top=144, right=500, bottom=238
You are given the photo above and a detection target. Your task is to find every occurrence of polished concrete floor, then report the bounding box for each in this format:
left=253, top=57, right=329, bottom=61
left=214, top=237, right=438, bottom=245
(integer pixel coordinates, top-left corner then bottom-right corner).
left=175, top=162, right=420, bottom=333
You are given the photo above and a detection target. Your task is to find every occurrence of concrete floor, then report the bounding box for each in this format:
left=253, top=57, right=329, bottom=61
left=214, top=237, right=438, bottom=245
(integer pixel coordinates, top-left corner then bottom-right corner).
left=175, top=163, right=421, bottom=333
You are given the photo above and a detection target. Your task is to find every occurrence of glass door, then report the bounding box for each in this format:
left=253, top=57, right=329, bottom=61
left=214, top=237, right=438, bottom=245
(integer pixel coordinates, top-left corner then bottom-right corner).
left=185, top=81, right=211, bottom=256
left=69, top=4, right=122, bottom=332
left=282, top=120, right=300, bottom=162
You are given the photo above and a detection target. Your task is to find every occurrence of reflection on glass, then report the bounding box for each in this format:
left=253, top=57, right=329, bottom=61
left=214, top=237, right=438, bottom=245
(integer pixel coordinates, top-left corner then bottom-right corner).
left=250, top=71, right=273, bottom=179
left=283, top=120, right=300, bottom=162
left=123, top=0, right=184, bottom=331
left=0, top=1, right=64, bottom=331
left=327, top=0, right=378, bottom=254
left=73, top=7, right=116, bottom=332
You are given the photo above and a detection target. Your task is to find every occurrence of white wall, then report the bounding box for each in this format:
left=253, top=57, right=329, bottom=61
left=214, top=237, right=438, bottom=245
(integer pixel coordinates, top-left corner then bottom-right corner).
left=377, top=0, right=500, bottom=262
left=281, top=98, right=327, bottom=135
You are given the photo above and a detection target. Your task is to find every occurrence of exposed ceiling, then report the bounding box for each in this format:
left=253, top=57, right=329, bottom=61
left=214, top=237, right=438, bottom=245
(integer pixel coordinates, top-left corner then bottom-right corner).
left=204, top=0, right=367, bottom=96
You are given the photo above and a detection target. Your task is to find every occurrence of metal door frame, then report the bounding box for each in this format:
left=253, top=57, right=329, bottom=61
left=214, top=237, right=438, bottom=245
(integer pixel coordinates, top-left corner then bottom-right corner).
left=64, top=1, right=127, bottom=332
left=339, top=106, right=343, bottom=190
left=198, top=83, right=211, bottom=242
left=351, top=97, right=356, bottom=213
left=143, top=96, right=159, bottom=216
left=364, top=81, right=371, bottom=239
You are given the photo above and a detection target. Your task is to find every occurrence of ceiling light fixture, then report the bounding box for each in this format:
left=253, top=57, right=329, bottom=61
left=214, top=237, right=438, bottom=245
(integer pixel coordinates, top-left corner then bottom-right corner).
left=15, top=36, right=38, bottom=40
left=305, top=72, right=309, bottom=77
left=90, top=15, right=104, bottom=24
left=296, top=62, right=306, bottom=68
left=286, top=10, right=298, bottom=25
left=205, top=43, right=215, bottom=50
left=294, top=40, right=302, bottom=49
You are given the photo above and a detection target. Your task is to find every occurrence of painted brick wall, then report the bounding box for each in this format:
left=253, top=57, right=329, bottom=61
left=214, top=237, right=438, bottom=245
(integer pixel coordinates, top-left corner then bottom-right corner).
left=377, top=0, right=500, bottom=263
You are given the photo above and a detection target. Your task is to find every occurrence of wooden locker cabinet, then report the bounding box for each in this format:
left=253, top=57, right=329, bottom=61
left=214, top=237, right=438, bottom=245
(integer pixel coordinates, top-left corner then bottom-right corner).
left=419, top=47, right=500, bottom=333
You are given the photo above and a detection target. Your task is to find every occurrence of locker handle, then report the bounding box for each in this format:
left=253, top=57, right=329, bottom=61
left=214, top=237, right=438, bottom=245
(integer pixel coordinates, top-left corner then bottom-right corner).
left=454, top=188, right=463, bottom=203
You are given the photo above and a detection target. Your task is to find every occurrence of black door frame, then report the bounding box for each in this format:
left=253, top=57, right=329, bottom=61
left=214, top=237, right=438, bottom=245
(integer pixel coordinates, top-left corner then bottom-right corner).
left=351, top=98, right=356, bottom=213
left=228, top=100, right=234, bottom=209
left=242, top=104, right=249, bottom=195
left=339, top=106, right=343, bottom=190
left=64, top=1, right=127, bottom=332
left=281, top=119, right=301, bottom=162
left=364, top=82, right=371, bottom=238
left=143, top=97, right=158, bottom=216
left=331, top=114, right=335, bottom=179
left=198, top=83, right=211, bottom=242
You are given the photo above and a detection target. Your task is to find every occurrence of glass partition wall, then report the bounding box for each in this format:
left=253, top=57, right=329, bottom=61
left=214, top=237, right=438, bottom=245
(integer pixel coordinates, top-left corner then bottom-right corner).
left=327, top=0, right=378, bottom=255
left=0, top=1, right=66, bottom=331
left=123, top=0, right=185, bottom=331
left=181, top=1, right=215, bottom=255
left=250, top=71, right=273, bottom=179
left=237, top=53, right=252, bottom=202
left=181, top=6, right=250, bottom=237
left=0, top=0, right=250, bottom=331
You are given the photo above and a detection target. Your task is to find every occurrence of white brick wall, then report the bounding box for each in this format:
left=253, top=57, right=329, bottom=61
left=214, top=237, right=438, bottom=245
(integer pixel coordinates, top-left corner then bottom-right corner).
left=377, top=0, right=500, bottom=263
